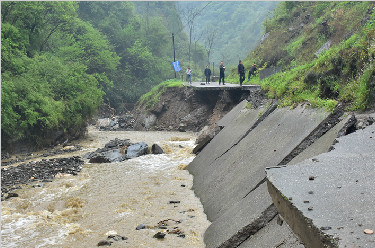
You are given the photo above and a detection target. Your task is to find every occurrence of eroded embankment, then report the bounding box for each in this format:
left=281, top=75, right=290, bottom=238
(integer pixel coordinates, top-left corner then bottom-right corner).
left=131, top=87, right=266, bottom=133
left=187, top=99, right=374, bottom=248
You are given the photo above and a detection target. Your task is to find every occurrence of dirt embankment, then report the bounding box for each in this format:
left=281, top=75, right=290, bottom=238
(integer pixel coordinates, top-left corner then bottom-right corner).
left=131, top=87, right=267, bottom=133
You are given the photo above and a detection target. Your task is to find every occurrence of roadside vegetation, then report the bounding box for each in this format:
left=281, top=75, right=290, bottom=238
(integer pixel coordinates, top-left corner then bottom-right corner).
left=138, top=79, right=184, bottom=110
left=231, top=2, right=375, bottom=112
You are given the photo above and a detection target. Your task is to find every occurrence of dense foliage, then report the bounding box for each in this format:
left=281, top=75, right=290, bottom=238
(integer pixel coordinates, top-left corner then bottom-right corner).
left=1, top=1, right=191, bottom=147
left=235, top=2, right=375, bottom=111
left=77, top=2, right=174, bottom=109
left=1, top=2, right=112, bottom=146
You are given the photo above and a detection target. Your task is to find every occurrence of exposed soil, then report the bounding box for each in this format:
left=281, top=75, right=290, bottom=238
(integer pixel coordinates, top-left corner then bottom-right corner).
left=131, top=87, right=267, bottom=133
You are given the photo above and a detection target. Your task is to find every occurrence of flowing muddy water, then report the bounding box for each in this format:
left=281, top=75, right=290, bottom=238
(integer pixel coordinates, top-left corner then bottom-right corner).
left=1, top=127, right=211, bottom=247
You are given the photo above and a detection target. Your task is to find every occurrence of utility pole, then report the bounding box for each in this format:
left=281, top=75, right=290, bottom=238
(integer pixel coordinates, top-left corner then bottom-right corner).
left=172, top=33, right=176, bottom=78
left=180, top=2, right=211, bottom=67
left=189, top=25, right=192, bottom=65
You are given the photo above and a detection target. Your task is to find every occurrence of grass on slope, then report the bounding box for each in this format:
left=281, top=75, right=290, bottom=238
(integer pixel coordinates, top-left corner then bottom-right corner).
left=139, top=79, right=183, bottom=109
left=229, top=2, right=375, bottom=112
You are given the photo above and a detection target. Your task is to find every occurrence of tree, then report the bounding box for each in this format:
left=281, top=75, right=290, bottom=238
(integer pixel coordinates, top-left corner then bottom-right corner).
left=176, top=1, right=278, bottom=66
left=1, top=1, right=78, bottom=56
left=77, top=1, right=174, bottom=109
left=179, top=2, right=211, bottom=65
left=203, top=25, right=217, bottom=65
left=1, top=1, right=115, bottom=147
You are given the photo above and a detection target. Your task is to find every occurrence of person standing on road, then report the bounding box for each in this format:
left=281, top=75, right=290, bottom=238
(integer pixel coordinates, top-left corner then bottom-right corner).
left=219, top=61, right=225, bottom=85
left=204, top=65, right=211, bottom=84
left=238, top=60, right=245, bottom=86
left=248, top=63, right=257, bottom=81
left=186, top=66, right=192, bottom=84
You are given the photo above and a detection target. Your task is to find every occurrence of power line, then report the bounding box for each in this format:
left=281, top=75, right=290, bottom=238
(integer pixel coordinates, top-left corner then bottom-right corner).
left=174, top=2, right=212, bottom=35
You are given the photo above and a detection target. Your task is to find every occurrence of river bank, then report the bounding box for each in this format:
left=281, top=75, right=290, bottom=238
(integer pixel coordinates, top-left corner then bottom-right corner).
left=1, top=126, right=210, bottom=247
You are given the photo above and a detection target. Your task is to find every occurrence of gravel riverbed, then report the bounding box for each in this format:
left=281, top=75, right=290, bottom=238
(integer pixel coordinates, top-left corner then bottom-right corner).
left=1, top=127, right=210, bottom=247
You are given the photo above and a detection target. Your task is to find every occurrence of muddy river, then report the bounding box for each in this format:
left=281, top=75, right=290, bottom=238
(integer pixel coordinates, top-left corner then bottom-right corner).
left=1, top=127, right=210, bottom=247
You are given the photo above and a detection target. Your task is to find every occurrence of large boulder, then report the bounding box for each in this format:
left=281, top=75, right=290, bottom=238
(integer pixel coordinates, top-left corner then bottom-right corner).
left=117, top=115, right=135, bottom=129
left=151, top=144, right=164, bottom=154
left=85, top=139, right=130, bottom=163
left=88, top=149, right=126, bottom=163
left=97, top=118, right=112, bottom=130
left=126, top=142, right=149, bottom=159
left=142, top=114, right=157, bottom=129
left=104, top=138, right=131, bottom=149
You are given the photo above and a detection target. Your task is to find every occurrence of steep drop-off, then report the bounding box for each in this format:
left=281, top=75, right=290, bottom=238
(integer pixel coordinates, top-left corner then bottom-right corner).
left=186, top=97, right=374, bottom=247
left=132, top=86, right=267, bottom=133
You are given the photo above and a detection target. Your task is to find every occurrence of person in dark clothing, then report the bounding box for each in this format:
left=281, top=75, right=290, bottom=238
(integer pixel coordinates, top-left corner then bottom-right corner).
left=204, top=65, right=211, bottom=84
left=219, top=61, right=225, bottom=85
left=248, top=63, right=257, bottom=81
left=238, top=60, right=245, bottom=86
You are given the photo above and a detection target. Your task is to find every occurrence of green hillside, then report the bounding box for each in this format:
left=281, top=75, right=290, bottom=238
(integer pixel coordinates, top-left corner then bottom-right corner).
left=238, top=1, right=375, bottom=111
left=133, top=2, right=206, bottom=80
left=1, top=1, right=183, bottom=147
left=176, top=1, right=278, bottom=67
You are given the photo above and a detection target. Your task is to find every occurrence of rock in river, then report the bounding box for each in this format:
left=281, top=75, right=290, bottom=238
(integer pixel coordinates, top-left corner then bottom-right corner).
left=126, top=142, right=148, bottom=159
left=151, top=144, right=164, bottom=154
left=85, top=139, right=148, bottom=163
left=136, top=224, right=146, bottom=230
left=97, top=240, right=112, bottom=246
left=85, top=139, right=130, bottom=163
left=153, top=232, right=166, bottom=239
left=1, top=156, right=83, bottom=198
left=89, top=149, right=127, bottom=163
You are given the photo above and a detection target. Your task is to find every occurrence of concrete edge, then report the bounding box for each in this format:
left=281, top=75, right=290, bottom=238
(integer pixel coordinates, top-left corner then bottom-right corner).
left=266, top=177, right=339, bottom=248
left=217, top=100, right=248, bottom=128
left=277, top=106, right=344, bottom=166
left=189, top=85, right=261, bottom=91
left=217, top=204, right=278, bottom=248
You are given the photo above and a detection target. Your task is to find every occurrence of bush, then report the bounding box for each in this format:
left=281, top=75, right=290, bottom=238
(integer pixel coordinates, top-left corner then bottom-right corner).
left=1, top=55, right=103, bottom=145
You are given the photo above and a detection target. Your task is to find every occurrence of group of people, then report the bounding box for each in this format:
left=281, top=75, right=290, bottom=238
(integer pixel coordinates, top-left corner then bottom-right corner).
left=203, top=62, right=225, bottom=85
left=238, top=60, right=257, bottom=86
left=185, top=61, right=257, bottom=86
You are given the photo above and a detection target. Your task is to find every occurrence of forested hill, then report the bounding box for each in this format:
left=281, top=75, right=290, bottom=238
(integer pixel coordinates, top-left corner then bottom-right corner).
left=132, top=2, right=201, bottom=75
left=134, top=2, right=277, bottom=68
left=4, top=2, right=373, bottom=151
left=176, top=1, right=277, bottom=67
left=1, top=1, right=279, bottom=150
left=238, top=1, right=375, bottom=112
left=1, top=1, right=183, bottom=149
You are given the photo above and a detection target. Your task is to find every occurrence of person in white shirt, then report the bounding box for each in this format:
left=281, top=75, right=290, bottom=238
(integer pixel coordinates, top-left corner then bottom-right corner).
left=186, top=66, right=192, bottom=84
